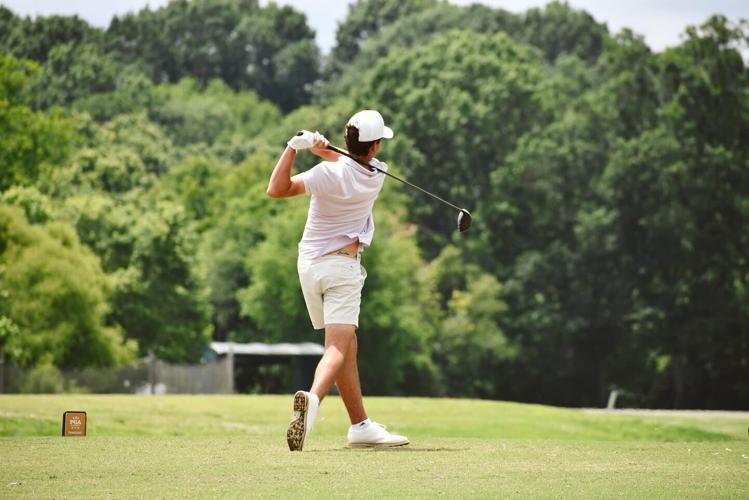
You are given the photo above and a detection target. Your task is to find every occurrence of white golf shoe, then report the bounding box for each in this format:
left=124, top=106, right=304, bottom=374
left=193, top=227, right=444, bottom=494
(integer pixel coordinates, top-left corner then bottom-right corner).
left=287, top=391, right=319, bottom=451
left=347, top=422, right=410, bottom=448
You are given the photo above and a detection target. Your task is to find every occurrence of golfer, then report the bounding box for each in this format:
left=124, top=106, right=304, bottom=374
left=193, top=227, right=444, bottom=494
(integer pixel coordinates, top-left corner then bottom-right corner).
left=266, top=110, right=409, bottom=451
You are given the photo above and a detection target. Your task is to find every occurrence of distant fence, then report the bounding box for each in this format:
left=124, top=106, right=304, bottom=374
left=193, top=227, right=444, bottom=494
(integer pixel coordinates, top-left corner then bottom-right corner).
left=0, top=358, right=233, bottom=394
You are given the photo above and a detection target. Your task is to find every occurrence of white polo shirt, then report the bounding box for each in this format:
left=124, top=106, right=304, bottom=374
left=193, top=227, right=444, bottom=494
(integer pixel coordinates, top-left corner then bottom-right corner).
left=298, top=155, right=387, bottom=260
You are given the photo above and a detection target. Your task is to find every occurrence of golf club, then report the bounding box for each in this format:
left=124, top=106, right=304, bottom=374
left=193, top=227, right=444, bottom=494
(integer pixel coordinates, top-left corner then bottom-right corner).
left=323, top=142, right=472, bottom=233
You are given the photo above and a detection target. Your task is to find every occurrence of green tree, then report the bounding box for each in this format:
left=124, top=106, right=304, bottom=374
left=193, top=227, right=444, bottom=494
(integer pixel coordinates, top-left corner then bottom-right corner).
left=0, top=7, right=19, bottom=48
left=358, top=30, right=548, bottom=253
left=657, top=15, right=748, bottom=150
left=319, top=1, right=609, bottom=101
left=0, top=53, right=76, bottom=191
left=108, top=200, right=213, bottom=362
left=603, top=15, right=749, bottom=409
left=62, top=193, right=138, bottom=273
left=0, top=186, right=52, bottom=224
left=482, top=102, right=646, bottom=405
left=193, top=155, right=279, bottom=341
left=603, top=125, right=749, bottom=408
left=0, top=205, right=135, bottom=369
left=106, top=0, right=318, bottom=111
left=236, top=197, right=310, bottom=343
left=72, top=70, right=154, bottom=122
left=153, top=155, right=229, bottom=226
left=147, top=78, right=280, bottom=155
left=423, top=245, right=517, bottom=398
left=325, top=0, right=437, bottom=78
left=318, top=2, right=522, bottom=101
left=58, top=177, right=213, bottom=363
left=356, top=204, right=439, bottom=395
left=437, top=273, right=514, bottom=398
left=474, top=36, right=657, bottom=405
left=592, top=29, right=659, bottom=138
left=0, top=316, right=22, bottom=369
left=1, top=12, right=100, bottom=62
left=43, top=113, right=173, bottom=197
left=520, top=1, right=608, bottom=63
left=33, top=42, right=133, bottom=108
left=475, top=15, right=749, bottom=408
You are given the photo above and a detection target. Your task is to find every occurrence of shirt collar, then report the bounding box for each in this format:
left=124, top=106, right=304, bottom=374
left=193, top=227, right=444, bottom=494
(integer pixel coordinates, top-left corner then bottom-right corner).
left=341, top=155, right=379, bottom=176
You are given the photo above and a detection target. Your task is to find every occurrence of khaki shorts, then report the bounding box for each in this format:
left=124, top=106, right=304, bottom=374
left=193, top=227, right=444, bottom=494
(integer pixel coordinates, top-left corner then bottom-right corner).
left=297, top=255, right=367, bottom=330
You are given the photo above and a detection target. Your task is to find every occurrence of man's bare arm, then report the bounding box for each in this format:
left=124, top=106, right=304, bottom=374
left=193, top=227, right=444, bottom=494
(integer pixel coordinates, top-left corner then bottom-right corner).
left=266, top=146, right=306, bottom=198
left=267, top=131, right=330, bottom=198
left=311, top=145, right=340, bottom=162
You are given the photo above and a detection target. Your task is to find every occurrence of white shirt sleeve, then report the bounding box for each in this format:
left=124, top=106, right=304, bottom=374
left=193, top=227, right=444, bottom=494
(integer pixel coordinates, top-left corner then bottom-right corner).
left=372, top=159, right=388, bottom=172
left=301, top=163, right=337, bottom=196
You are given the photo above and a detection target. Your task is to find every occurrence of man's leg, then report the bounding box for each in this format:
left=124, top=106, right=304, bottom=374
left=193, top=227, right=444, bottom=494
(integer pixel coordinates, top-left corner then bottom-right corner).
left=288, top=324, right=354, bottom=451
left=309, top=324, right=356, bottom=400
left=334, top=333, right=368, bottom=424
left=342, top=333, right=409, bottom=447
left=291, top=321, right=409, bottom=449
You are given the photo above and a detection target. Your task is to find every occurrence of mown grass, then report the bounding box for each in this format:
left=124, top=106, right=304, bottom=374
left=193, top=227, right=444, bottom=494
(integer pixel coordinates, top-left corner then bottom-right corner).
left=1, top=395, right=747, bottom=498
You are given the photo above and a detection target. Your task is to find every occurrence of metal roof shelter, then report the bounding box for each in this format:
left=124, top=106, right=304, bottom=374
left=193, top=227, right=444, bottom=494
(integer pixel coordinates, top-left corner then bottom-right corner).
left=208, top=341, right=324, bottom=393
left=210, top=342, right=324, bottom=357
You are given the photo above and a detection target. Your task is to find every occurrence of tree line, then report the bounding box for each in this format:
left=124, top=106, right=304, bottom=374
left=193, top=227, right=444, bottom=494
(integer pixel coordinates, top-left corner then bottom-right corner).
left=1, top=0, right=747, bottom=408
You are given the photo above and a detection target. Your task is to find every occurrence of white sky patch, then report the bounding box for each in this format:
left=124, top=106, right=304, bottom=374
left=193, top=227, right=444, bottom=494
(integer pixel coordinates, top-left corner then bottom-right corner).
left=0, top=0, right=170, bottom=27
left=1, top=0, right=746, bottom=53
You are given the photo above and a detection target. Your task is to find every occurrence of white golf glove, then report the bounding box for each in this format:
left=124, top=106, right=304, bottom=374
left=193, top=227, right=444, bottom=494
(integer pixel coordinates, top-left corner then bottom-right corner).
left=288, top=130, right=328, bottom=151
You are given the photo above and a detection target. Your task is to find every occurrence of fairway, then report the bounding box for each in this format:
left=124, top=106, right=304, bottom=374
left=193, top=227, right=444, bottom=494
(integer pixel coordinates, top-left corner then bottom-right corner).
left=1, top=395, right=747, bottom=498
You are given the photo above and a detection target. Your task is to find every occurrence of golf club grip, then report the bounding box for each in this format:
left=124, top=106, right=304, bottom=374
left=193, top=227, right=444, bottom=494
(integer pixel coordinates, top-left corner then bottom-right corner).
left=325, top=144, right=464, bottom=212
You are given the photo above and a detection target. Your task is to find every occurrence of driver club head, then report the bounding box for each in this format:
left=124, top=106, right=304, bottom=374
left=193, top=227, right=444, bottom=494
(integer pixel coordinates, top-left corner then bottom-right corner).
left=458, top=209, right=472, bottom=233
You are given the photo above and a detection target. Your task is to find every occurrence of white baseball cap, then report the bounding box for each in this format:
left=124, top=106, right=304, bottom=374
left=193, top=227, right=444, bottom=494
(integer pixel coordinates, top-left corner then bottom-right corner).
left=347, top=110, right=394, bottom=142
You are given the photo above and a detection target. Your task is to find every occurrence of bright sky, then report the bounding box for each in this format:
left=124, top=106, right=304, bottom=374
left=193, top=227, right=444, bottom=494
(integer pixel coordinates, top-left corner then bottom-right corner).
left=1, top=0, right=747, bottom=54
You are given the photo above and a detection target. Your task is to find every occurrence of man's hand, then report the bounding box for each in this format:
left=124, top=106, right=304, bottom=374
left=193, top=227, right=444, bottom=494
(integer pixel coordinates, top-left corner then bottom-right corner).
left=309, top=132, right=332, bottom=157
left=288, top=130, right=328, bottom=151
left=288, top=130, right=339, bottom=162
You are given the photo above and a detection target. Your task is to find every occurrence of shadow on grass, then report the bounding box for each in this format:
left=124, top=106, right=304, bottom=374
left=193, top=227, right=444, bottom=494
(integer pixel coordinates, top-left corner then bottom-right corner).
left=307, top=446, right=467, bottom=453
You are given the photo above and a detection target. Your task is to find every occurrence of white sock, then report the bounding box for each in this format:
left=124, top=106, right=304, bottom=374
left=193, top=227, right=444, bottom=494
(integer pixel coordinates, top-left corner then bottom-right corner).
left=351, top=418, right=371, bottom=430
left=308, top=392, right=320, bottom=408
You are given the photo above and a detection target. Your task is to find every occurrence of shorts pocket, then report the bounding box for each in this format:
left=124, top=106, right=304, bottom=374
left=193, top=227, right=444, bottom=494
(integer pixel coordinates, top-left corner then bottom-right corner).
left=320, top=259, right=360, bottom=290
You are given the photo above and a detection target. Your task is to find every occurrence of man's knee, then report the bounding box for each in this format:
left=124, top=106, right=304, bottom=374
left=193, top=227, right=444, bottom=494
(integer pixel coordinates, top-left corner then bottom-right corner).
left=324, top=324, right=356, bottom=350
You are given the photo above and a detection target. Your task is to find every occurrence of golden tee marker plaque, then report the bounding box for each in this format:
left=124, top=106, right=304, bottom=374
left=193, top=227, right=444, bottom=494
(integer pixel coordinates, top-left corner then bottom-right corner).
left=62, top=411, right=87, bottom=437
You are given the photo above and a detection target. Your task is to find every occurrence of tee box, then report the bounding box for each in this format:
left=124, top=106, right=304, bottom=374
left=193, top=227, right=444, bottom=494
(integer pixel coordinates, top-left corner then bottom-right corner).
left=62, top=411, right=87, bottom=437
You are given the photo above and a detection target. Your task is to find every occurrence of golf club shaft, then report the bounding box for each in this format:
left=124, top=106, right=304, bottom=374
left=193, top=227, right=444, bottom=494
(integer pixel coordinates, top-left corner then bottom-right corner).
left=326, top=144, right=464, bottom=213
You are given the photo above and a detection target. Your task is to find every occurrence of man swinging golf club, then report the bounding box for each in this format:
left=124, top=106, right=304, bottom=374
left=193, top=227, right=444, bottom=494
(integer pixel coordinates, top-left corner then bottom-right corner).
left=267, top=110, right=409, bottom=451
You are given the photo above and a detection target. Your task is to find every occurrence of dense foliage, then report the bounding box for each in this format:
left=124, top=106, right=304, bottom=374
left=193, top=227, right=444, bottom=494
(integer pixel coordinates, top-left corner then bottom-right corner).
left=1, top=1, right=746, bottom=408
